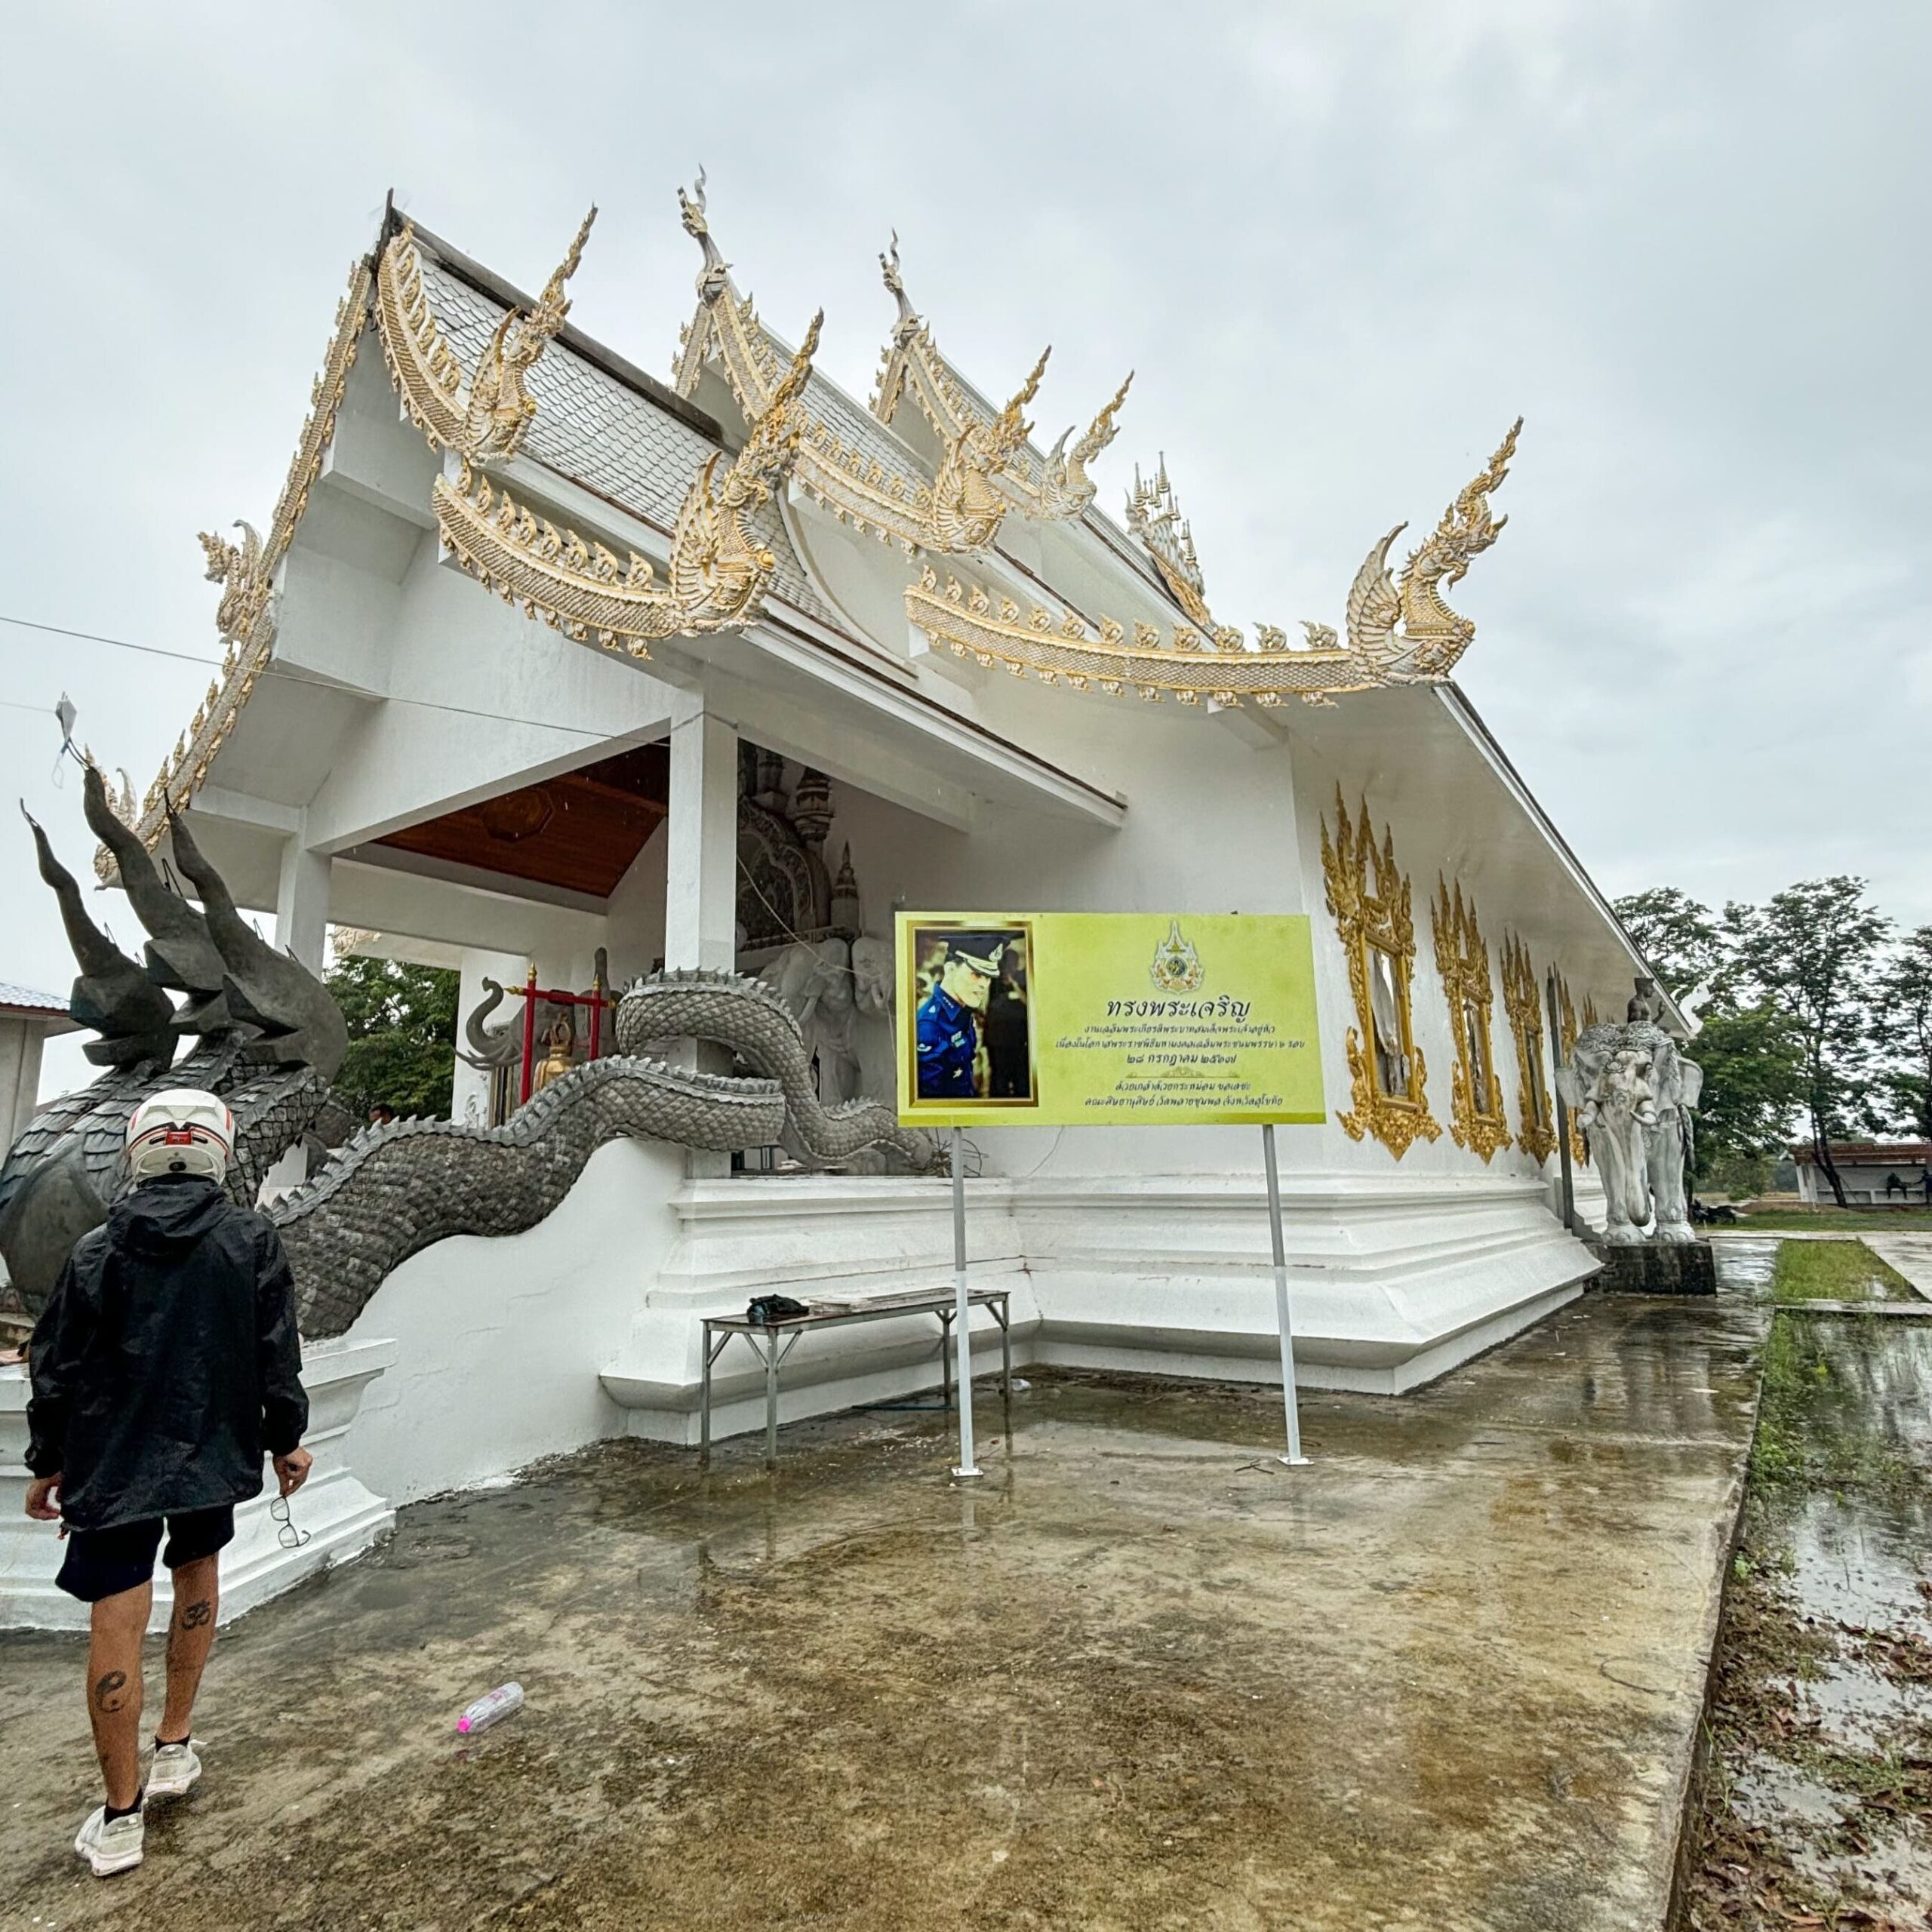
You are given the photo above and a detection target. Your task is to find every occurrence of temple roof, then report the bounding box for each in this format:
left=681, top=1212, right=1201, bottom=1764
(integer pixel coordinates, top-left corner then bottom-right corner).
left=414, top=247, right=842, bottom=633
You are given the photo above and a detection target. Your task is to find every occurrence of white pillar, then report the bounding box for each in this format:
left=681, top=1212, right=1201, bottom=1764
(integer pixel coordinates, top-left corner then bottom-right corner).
left=451, top=947, right=528, bottom=1125
left=664, top=699, right=738, bottom=1175
left=664, top=699, right=738, bottom=971
left=275, top=840, right=332, bottom=974
left=0, top=1018, right=47, bottom=1155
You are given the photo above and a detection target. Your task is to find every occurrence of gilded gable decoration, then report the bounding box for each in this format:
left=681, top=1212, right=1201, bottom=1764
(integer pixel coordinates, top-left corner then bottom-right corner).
left=1321, top=791, right=1439, bottom=1158
left=1500, top=932, right=1557, bottom=1164
left=109, top=258, right=374, bottom=873
left=909, top=570, right=1406, bottom=709
left=374, top=209, right=597, bottom=465
left=1430, top=878, right=1511, bottom=1163
left=672, top=182, right=1115, bottom=558
left=433, top=314, right=823, bottom=651
left=870, top=234, right=1134, bottom=528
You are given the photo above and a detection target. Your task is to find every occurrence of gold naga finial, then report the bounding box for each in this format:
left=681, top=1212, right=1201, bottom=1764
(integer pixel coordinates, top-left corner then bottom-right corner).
left=530, top=205, right=598, bottom=337
left=1038, top=368, right=1134, bottom=520
left=1341, top=417, right=1524, bottom=681
left=982, top=346, right=1049, bottom=466
left=198, top=521, right=268, bottom=645
left=463, top=205, right=601, bottom=461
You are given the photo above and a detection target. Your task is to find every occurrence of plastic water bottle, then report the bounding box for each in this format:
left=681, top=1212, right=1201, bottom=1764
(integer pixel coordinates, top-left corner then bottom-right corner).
left=456, top=1682, right=523, bottom=1735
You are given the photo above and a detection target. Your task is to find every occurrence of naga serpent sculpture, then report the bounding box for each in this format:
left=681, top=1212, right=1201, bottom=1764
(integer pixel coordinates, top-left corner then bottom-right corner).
left=285, top=970, right=938, bottom=1337
left=4, top=775, right=936, bottom=1339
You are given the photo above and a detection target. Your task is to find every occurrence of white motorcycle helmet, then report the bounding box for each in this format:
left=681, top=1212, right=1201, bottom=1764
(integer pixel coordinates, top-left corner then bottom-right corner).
left=125, top=1088, right=234, bottom=1186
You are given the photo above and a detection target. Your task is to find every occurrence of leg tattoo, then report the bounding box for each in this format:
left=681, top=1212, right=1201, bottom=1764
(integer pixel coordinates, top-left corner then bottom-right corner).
left=92, top=1669, right=130, bottom=1714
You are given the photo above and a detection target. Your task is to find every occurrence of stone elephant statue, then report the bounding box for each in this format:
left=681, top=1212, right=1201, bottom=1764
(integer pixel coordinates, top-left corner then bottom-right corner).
left=1557, top=1015, right=1703, bottom=1246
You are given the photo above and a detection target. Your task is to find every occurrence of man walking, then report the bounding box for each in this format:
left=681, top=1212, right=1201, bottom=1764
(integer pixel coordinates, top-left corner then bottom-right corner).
left=23, top=1089, right=311, bottom=1877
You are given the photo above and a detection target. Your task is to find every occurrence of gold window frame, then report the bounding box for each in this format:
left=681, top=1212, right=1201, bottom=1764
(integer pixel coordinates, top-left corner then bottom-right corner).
left=1552, top=970, right=1588, bottom=1167
left=1500, top=932, right=1556, bottom=1164
left=1430, top=878, right=1511, bottom=1163
left=1321, top=791, right=1440, bottom=1158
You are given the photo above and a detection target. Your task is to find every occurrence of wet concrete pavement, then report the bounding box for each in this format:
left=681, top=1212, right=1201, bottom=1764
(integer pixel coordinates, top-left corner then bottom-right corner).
left=0, top=1288, right=1766, bottom=1932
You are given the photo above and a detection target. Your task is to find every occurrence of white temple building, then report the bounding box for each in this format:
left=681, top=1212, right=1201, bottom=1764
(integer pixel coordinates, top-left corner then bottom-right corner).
left=90, top=187, right=1674, bottom=1508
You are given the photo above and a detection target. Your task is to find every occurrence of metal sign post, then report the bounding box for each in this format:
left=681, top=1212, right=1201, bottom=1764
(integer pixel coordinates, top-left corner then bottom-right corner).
left=949, top=1128, right=983, bottom=1478
left=1262, top=1124, right=1310, bottom=1466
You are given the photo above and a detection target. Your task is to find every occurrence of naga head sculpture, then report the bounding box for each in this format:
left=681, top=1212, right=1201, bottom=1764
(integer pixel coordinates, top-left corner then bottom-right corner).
left=163, top=806, right=349, bottom=1079
left=21, top=804, right=177, bottom=1069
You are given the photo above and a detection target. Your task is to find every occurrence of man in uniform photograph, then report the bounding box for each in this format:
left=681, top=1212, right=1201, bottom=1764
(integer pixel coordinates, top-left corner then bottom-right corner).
left=914, top=934, right=1006, bottom=1100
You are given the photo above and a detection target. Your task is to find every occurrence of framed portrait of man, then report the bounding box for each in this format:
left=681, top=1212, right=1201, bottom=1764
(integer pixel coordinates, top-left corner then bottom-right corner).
left=903, top=920, right=1038, bottom=1112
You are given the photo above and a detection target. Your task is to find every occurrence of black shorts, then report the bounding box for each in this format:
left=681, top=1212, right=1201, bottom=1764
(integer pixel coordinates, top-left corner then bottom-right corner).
left=56, top=1506, right=236, bottom=1604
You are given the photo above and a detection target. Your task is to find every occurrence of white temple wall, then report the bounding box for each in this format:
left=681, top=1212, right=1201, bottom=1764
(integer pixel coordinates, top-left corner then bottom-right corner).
left=339, top=1137, right=687, bottom=1504
left=605, top=826, right=668, bottom=984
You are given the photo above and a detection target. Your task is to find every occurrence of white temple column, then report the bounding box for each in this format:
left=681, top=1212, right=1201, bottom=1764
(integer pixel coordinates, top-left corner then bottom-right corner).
left=451, top=947, right=527, bottom=1125
left=664, top=697, right=738, bottom=1176
left=664, top=698, right=738, bottom=971
left=275, top=840, right=332, bottom=974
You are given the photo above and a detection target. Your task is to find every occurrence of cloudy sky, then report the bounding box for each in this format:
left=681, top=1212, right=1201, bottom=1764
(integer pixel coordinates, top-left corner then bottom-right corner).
left=3, top=2, right=1926, bottom=1091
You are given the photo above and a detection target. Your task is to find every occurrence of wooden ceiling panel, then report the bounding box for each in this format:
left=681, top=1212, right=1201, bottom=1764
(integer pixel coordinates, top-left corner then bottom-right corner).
left=378, top=743, right=669, bottom=899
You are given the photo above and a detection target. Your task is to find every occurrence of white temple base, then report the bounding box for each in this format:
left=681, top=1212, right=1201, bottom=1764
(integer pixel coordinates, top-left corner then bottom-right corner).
left=0, top=1337, right=397, bottom=1632
left=601, top=1170, right=1602, bottom=1441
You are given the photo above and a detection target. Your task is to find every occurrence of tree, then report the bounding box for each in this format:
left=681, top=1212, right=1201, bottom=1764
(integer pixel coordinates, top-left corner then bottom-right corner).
left=1726, top=878, right=1890, bottom=1207
left=1611, top=887, right=1724, bottom=1001
left=1685, top=1002, right=1807, bottom=1182
left=1872, top=925, right=1932, bottom=1140
left=325, top=956, right=460, bottom=1121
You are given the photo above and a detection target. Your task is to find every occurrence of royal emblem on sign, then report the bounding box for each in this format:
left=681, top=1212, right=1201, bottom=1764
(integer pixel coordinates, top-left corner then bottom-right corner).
left=1149, top=919, right=1204, bottom=992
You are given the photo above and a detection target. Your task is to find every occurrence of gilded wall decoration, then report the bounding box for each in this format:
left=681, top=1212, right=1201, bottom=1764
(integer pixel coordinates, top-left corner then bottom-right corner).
left=432, top=315, right=823, bottom=650
left=1430, top=878, right=1511, bottom=1163
left=110, top=257, right=374, bottom=872
left=1321, top=792, right=1440, bottom=1158
left=1552, top=971, right=1588, bottom=1166
left=374, top=211, right=597, bottom=465
left=1500, top=932, right=1557, bottom=1165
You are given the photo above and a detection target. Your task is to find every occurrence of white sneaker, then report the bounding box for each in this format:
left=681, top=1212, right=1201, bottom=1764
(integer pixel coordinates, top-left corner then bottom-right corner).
left=147, top=1738, right=202, bottom=1799
left=73, top=1804, right=144, bottom=1876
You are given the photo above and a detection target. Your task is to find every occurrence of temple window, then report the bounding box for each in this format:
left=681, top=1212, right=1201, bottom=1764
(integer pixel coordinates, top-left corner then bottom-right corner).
left=1320, top=791, right=1441, bottom=1159
left=1500, top=933, right=1558, bottom=1164
left=1429, top=878, right=1512, bottom=1163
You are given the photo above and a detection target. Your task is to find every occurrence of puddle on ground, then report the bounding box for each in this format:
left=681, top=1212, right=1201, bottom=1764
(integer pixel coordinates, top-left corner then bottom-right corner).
left=1682, top=1243, right=1932, bottom=1929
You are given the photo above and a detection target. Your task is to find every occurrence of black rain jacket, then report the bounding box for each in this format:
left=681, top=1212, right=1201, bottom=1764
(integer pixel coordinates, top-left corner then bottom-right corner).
left=26, top=1175, right=309, bottom=1531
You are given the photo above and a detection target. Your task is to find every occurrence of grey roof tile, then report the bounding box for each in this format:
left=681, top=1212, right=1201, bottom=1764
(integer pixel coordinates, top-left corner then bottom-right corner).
left=417, top=254, right=841, bottom=629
